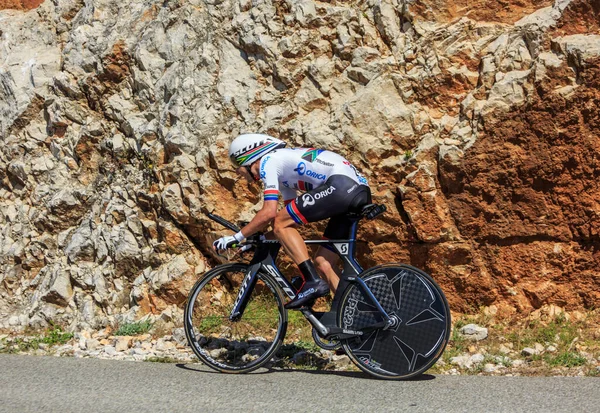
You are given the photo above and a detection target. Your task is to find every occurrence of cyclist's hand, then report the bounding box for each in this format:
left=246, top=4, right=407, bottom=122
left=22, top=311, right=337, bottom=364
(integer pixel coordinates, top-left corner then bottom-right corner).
left=213, top=234, right=242, bottom=252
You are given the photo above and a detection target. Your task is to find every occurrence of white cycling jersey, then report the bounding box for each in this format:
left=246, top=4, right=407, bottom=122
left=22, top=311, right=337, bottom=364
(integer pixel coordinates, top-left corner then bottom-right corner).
left=259, top=148, right=368, bottom=203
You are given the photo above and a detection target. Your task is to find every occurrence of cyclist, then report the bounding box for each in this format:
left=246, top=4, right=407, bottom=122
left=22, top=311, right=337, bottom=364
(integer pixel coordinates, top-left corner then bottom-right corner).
left=213, top=133, right=371, bottom=309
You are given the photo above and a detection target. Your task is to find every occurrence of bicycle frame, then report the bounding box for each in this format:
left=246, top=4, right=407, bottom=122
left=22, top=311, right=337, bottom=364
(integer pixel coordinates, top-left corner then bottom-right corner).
left=228, top=218, right=395, bottom=340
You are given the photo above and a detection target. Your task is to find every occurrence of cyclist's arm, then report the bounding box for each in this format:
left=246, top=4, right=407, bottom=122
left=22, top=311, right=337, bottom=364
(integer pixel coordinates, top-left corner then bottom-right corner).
left=236, top=155, right=282, bottom=239
left=238, top=200, right=278, bottom=238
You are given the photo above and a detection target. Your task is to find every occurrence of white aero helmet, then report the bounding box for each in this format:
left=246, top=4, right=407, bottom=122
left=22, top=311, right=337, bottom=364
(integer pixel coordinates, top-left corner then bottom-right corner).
left=229, top=133, right=286, bottom=167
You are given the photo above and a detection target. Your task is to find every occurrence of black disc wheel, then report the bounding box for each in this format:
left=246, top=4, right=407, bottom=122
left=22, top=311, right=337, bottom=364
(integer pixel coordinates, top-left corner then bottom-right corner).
left=338, top=264, right=450, bottom=379
left=184, top=263, right=287, bottom=373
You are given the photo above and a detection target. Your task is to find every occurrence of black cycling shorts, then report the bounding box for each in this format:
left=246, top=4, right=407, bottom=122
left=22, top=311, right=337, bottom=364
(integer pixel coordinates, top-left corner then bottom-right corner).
left=285, top=175, right=371, bottom=239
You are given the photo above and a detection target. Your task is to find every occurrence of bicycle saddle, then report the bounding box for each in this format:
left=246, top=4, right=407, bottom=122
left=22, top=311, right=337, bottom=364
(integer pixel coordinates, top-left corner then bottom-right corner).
left=361, top=203, right=387, bottom=219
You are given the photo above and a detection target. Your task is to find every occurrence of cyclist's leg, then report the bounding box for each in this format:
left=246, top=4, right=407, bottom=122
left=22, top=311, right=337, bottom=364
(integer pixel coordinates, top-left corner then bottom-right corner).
left=274, top=209, right=329, bottom=308
left=273, top=209, right=310, bottom=264
left=273, top=176, right=349, bottom=265
left=314, top=246, right=341, bottom=292
left=275, top=175, right=366, bottom=308
left=316, top=204, right=370, bottom=294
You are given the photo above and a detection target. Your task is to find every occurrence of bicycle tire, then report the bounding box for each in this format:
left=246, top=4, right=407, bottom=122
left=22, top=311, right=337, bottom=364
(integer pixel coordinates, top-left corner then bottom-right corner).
left=338, top=264, right=450, bottom=380
left=184, top=263, right=287, bottom=373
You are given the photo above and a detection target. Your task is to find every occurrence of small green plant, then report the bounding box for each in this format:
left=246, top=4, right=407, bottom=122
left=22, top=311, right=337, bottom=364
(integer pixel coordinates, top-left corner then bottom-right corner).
left=198, top=315, right=222, bottom=334
left=403, top=150, right=413, bottom=159
left=440, top=328, right=468, bottom=364
left=147, top=356, right=178, bottom=363
left=277, top=340, right=321, bottom=360
left=0, top=326, right=73, bottom=353
left=294, top=340, right=321, bottom=353
left=42, top=326, right=74, bottom=346
left=544, top=351, right=587, bottom=368
left=114, top=320, right=153, bottom=336
left=588, top=367, right=600, bottom=377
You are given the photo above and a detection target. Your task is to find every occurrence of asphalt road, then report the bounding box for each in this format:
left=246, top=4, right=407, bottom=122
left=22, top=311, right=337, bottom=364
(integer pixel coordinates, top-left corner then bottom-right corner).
left=0, top=354, right=598, bottom=413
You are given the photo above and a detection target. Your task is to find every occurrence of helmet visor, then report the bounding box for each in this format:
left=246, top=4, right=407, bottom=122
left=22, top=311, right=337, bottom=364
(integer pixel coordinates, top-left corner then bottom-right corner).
left=230, top=154, right=241, bottom=168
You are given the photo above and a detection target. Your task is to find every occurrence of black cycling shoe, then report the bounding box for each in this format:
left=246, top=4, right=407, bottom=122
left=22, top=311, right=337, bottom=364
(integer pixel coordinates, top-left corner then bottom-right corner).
left=284, top=279, right=330, bottom=309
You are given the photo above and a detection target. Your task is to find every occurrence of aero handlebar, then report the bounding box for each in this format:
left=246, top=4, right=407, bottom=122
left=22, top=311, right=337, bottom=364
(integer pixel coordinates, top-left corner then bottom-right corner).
left=207, top=213, right=241, bottom=233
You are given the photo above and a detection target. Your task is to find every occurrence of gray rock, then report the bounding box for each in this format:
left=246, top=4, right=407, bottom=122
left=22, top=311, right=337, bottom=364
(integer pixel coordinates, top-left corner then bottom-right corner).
left=41, top=270, right=73, bottom=307
left=521, top=347, right=538, bottom=357
left=450, top=355, right=472, bottom=369
left=8, top=161, right=29, bottom=186
left=104, top=346, right=117, bottom=356
left=172, top=328, right=187, bottom=345
left=483, top=363, right=497, bottom=373
left=85, top=338, right=100, bottom=351
left=161, top=184, right=188, bottom=224
left=552, top=34, right=600, bottom=68
left=470, top=353, right=485, bottom=365
left=64, top=224, right=95, bottom=262
left=459, top=324, right=489, bottom=341
left=515, top=0, right=573, bottom=30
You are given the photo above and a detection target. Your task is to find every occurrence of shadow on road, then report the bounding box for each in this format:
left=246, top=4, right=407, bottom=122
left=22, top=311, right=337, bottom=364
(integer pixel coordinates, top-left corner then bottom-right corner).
left=175, top=363, right=436, bottom=381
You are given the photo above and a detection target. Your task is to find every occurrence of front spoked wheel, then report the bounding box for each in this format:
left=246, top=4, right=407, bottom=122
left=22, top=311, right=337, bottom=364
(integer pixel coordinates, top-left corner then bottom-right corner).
left=338, top=264, right=450, bottom=380
left=184, top=263, right=287, bottom=373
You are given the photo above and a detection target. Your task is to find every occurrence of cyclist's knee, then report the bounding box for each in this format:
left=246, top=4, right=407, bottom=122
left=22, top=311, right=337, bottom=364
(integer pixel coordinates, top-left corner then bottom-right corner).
left=273, top=212, right=292, bottom=237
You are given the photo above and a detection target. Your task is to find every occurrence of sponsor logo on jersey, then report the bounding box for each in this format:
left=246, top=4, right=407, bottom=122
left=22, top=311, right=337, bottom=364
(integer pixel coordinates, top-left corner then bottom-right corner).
left=259, top=156, right=271, bottom=179
left=301, top=148, right=324, bottom=162
left=342, top=160, right=368, bottom=185
left=294, top=162, right=327, bottom=180
left=315, top=158, right=334, bottom=167
left=294, top=162, right=306, bottom=175
left=260, top=156, right=270, bottom=170
left=283, top=181, right=290, bottom=188
left=301, top=193, right=315, bottom=207
left=301, top=186, right=336, bottom=207
left=347, top=184, right=358, bottom=193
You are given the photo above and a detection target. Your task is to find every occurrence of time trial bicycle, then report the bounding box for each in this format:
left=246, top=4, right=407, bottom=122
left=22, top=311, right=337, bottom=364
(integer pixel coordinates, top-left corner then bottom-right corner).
left=184, top=204, right=450, bottom=380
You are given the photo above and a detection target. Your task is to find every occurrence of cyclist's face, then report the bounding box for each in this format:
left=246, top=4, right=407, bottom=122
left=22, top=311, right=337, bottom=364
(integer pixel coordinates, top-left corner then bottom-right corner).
left=236, top=162, right=259, bottom=182
left=237, top=166, right=252, bottom=182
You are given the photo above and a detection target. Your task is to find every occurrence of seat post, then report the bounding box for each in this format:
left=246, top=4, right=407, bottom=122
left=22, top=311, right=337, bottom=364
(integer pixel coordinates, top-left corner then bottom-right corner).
left=347, top=218, right=360, bottom=239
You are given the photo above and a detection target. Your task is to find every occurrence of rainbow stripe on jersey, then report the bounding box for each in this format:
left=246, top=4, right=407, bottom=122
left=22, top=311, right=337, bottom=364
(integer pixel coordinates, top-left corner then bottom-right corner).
left=264, top=189, right=279, bottom=201
left=286, top=201, right=308, bottom=224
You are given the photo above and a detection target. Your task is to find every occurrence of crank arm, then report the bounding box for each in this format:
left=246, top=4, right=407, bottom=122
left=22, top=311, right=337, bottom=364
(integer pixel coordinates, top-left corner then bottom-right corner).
left=324, top=321, right=388, bottom=340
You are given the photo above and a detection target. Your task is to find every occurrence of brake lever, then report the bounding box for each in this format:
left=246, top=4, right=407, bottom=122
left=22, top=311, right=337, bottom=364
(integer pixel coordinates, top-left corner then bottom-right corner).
left=233, top=243, right=255, bottom=258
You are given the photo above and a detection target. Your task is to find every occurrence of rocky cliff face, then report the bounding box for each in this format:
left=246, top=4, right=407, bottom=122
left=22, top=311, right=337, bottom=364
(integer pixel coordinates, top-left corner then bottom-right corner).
left=0, top=0, right=598, bottom=331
